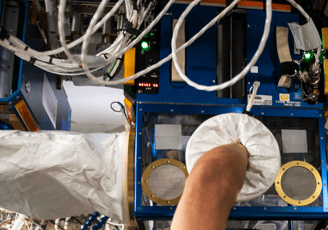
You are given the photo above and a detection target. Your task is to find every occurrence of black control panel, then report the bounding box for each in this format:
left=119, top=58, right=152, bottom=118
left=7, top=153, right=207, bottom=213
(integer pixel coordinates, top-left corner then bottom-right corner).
left=134, top=22, right=160, bottom=94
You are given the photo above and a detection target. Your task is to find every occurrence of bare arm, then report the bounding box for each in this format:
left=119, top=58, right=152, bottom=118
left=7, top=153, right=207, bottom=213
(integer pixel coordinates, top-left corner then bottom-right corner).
left=171, top=143, right=248, bottom=230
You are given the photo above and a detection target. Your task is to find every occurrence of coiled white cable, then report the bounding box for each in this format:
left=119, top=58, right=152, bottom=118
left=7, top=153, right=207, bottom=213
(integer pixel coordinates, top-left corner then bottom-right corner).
left=286, top=0, right=310, bottom=21
left=171, top=0, right=272, bottom=91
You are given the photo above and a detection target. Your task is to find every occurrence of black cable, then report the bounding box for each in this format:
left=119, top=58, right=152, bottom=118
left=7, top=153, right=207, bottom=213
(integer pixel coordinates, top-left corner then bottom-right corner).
left=71, top=217, right=83, bottom=225
left=110, top=101, right=128, bottom=119
left=49, top=220, right=64, bottom=230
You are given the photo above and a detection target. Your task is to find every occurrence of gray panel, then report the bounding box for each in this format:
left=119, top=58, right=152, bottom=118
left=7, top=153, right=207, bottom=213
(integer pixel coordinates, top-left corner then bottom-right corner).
left=155, top=124, right=182, bottom=150
left=281, top=129, right=308, bottom=153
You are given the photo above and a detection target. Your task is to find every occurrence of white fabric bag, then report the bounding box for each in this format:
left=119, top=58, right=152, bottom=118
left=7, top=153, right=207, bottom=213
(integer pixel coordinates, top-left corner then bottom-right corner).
left=0, top=130, right=129, bottom=224
left=186, top=113, right=281, bottom=202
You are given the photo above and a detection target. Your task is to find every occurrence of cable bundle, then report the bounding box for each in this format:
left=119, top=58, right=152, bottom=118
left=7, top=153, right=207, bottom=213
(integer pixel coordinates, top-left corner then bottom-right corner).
left=0, top=0, right=319, bottom=91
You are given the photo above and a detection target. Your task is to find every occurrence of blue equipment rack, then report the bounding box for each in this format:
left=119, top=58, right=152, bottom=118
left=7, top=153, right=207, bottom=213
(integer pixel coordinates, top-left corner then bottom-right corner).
left=134, top=4, right=328, bottom=228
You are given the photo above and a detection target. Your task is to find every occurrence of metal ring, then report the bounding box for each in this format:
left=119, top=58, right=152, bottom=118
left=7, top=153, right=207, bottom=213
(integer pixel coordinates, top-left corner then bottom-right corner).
left=275, top=161, right=322, bottom=206
left=141, top=158, right=188, bottom=206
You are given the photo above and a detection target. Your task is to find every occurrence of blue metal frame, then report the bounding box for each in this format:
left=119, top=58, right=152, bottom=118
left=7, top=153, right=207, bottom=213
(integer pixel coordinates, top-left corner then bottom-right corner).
left=134, top=104, right=328, bottom=220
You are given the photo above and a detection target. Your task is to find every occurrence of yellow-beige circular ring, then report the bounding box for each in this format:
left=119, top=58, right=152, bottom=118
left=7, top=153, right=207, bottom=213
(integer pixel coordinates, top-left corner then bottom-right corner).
left=141, top=158, right=188, bottom=206
left=275, top=161, right=322, bottom=206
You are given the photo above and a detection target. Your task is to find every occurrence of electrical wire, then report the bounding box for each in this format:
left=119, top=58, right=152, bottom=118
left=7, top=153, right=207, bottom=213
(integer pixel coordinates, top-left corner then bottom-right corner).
left=0, top=0, right=318, bottom=89
left=285, top=0, right=310, bottom=21
left=80, top=0, right=176, bottom=85
left=171, top=0, right=272, bottom=91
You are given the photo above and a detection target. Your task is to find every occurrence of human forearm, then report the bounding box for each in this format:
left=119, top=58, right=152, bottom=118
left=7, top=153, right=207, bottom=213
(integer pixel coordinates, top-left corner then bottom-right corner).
left=171, top=143, right=248, bottom=230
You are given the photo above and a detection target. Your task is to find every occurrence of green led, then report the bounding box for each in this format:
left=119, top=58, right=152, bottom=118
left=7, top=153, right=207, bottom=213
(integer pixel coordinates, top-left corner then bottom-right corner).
left=304, top=52, right=311, bottom=59
left=150, top=32, right=154, bottom=36
left=141, top=41, right=150, bottom=51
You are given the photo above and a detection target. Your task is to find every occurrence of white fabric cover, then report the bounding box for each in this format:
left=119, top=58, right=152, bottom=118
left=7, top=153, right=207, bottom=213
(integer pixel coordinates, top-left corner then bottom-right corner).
left=186, top=113, right=281, bottom=202
left=0, top=130, right=129, bottom=223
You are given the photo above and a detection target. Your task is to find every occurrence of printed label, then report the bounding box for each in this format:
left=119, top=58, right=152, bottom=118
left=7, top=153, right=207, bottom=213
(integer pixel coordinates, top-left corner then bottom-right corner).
left=275, top=100, right=301, bottom=107
left=248, top=95, right=272, bottom=106
left=288, top=23, right=304, bottom=50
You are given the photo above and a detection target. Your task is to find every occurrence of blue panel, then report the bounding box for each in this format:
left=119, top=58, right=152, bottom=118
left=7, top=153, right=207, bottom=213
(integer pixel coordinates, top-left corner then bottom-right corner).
left=246, top=10, right=323, bottom=109
left=136, top=5, right=247, bottom=105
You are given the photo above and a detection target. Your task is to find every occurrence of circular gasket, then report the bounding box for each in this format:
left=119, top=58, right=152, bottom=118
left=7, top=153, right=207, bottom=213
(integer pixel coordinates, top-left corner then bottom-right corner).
left=141, top=158, right=188, bottom=206
left=275, top=161, right=322, bottom=206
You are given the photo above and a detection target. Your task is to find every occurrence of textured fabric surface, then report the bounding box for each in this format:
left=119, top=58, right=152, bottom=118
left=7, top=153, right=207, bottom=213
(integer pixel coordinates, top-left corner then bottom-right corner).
left=0, top=130, right=128, bottom=223
left=186, top=113, right=281, bottom=202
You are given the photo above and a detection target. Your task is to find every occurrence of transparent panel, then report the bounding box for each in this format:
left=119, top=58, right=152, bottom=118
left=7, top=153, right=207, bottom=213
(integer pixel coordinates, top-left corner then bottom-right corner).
left=141, top=113, right=322, bottom=207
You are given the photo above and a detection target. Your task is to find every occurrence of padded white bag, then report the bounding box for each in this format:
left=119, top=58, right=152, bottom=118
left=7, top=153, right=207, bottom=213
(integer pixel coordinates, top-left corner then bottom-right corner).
left=186, top=113, right=281, bottom=202
left=0, top=130, right=130, bottom=224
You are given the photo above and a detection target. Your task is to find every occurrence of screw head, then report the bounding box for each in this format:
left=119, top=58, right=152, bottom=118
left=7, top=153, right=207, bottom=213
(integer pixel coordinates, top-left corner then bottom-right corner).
left=138, top=132, right=142, bottom=135
left=320, top=114, right=323, bottom=117
left=170, top=109, right=174, bottom=112
left=264, top=207, right=267, bottom=210
left=201, top=110, right=204, bottom=113
left=261, top=112, right=264, bottom=115
left=139, top=108, right=142, bottom=111
left=25, top=81, right=31, bottom=93
left=291, top=113, right=293, bottom=116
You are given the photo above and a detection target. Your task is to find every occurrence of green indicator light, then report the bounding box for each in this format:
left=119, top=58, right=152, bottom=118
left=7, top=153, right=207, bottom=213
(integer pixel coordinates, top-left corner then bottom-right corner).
left=141, top=41, right=150, bottom=51
left=305, top=52, right=311, bottom=59
left=150, top=32, right=154, bottom=36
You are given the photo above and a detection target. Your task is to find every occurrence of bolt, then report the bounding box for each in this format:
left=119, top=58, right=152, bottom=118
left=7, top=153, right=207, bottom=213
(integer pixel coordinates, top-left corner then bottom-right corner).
left=201, top=110, right=204, bottom=113
left=321, top=137, right=324, bottom=140
left=294, top=207, right=297, bottom=210
left=137, top=207, right=140, bottom=210
left=138, top=132, right=142, bottom=135
left=261, top=112, right=264, bottom=115
left=248, top=82, right=251, bottom=85
left=139, top=108, right=142, bottom=111
left=170, top=207, right=173, bottom=210
left=291, top=113, right=293, bottom=116
left=264, top=207, right=267, bottom=210
left=170, top=109, right=174, bottom=112
left=138, top=157, right=141, bottom=160
left=248, top=25, right=250, bottom=27
left=16, top=96, right=19, bottom=99
left=320, top=114, right=323, bottom=117
left=213, top=80, right=215, bottom=83
left=233, top=207, right=236, bottom=210
left=25, top=81, right=31, bottom=93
